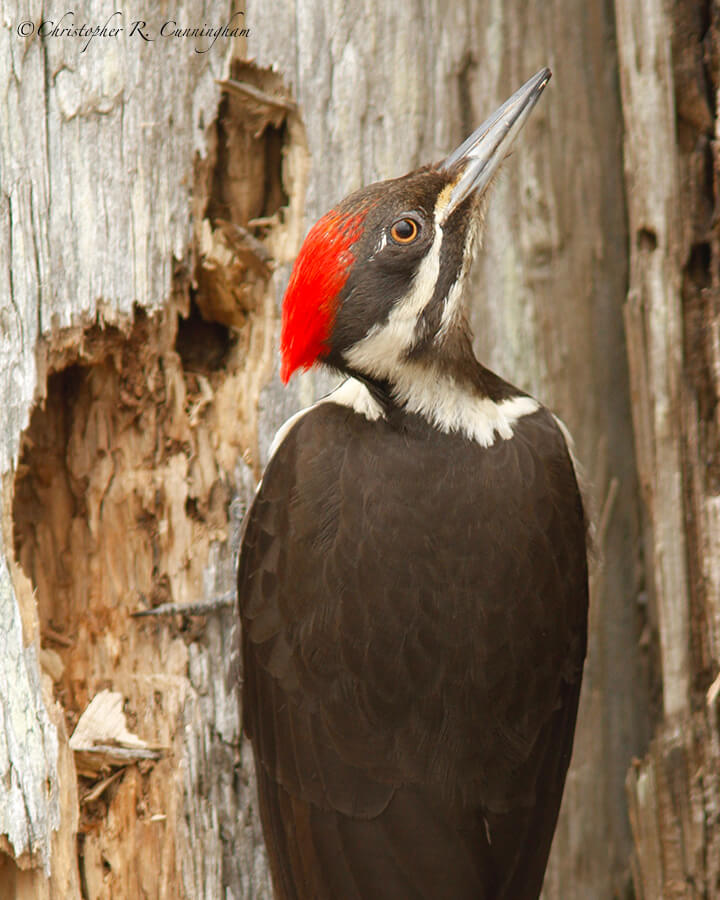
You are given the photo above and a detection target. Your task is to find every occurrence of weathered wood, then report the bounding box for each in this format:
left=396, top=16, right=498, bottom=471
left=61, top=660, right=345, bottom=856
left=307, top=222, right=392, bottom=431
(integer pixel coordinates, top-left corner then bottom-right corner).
left=249, top=1, right=646, bottom=896
left=615, top=0, right=691, bottom=721
left=0, top=0, right=672, bottom=896
left=616, top=0, right=720, bottom=895
left=1, top=3, right=279, bottom=896
left=0, top=555, right=59, bottom=870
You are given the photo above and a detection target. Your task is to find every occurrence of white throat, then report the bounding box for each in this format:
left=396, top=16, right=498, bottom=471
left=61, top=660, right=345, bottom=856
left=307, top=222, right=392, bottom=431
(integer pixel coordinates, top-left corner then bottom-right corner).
left=268, top=376, right=540, bottom=462
left=386, top=364, right=539, bottom=446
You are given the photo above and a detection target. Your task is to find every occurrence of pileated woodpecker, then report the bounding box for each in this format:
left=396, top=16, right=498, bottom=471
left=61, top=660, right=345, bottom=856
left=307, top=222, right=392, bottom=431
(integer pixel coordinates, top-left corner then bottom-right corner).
left=238, top=68, right=588, bottom=900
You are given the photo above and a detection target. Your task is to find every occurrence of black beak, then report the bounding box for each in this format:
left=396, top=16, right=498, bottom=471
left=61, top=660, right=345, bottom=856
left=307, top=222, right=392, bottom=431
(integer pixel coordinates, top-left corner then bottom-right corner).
left=439, top=68, right=551, bottom=222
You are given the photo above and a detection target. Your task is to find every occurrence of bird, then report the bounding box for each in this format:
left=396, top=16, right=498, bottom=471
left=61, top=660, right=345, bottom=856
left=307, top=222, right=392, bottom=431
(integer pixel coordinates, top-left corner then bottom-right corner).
left=237, top=67, right=588, bottom=900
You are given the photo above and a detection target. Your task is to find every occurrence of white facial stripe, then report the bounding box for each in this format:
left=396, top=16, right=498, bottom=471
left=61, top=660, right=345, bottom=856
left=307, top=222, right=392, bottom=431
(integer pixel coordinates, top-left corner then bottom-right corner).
left=344, top=224, right=444, bottom=377
left=339, top=196, right=538, bottom=446
left=436, top=277, right=463, bottom=342
left=436, top=208, right=483, bottom=344
left=347, top=186, right=484, bottom=370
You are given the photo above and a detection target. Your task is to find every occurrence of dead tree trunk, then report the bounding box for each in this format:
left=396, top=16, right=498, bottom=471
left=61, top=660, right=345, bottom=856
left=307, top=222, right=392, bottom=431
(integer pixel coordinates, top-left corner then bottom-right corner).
left=250, top=0, right=652, bottom=895
left=246, top=13, right=646, bottom=899
left=617, top=1, right=720, bottom=896
left=0, top=3, right=287, bottom=896
left=2, top=0, right=691, bottom=897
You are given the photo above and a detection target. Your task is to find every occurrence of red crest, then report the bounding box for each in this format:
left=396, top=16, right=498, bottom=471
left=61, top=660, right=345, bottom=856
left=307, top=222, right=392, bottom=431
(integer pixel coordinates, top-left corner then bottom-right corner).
left=280, top=209, right=366, bottom=382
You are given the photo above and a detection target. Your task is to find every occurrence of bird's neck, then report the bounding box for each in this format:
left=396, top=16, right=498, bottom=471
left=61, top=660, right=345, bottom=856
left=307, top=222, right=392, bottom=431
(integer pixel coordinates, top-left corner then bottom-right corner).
left=345, top=320, right=525, bottom=439
left=354, top=319, right=512, bottom=403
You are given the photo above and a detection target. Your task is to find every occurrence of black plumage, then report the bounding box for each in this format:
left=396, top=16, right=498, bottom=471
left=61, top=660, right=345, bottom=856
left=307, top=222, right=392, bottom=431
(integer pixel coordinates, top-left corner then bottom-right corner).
left=237, top=67, right=588, bottom=899
left=239, top=397, right=587, bottom=899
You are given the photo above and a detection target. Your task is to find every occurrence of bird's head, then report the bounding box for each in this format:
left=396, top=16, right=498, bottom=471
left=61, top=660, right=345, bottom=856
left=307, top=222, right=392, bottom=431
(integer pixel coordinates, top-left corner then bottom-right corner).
left=280, top=68, right=550, bottom=386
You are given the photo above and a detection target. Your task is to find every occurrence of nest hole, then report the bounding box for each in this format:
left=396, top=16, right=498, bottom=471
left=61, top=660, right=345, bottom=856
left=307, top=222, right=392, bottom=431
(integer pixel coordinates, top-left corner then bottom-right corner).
left=175, top=297, right=237, bottom=373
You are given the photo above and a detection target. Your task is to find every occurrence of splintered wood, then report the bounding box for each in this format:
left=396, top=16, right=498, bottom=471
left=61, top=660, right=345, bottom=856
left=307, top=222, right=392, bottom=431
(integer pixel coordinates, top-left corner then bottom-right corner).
left=193, top=62, right=293, bottom=333
left=5, top=55, right=308, bottom=897
left=617, top=0, right=720, bottom=895
left=10, top=292, right=269, bottom=897
left=69, top=690, right=162, bottom=778
left=626, top=710, right=720, bottom=899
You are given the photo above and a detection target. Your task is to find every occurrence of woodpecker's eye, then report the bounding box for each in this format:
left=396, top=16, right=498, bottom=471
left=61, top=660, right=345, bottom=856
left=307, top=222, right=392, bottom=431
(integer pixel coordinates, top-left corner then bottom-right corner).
left=389, top=217, right=419, bottom=245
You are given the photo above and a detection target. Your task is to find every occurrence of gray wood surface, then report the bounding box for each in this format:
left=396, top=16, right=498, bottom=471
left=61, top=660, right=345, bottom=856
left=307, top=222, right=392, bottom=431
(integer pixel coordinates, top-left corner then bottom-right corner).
left=618, top=0, right=720, bottom=894
left=250, top=2, right=647, bottom=897
left=1, top=0, right=693, bottom=896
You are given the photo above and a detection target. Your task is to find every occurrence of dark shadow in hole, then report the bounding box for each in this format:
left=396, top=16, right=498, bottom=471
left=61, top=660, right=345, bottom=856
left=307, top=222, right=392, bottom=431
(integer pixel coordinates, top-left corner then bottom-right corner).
left=685, top=241, right=711, bottom=290
left=13, top=363, right=90, bottom=607
left=636, top=227, right=658, bottom=253
left=175, top=297, right=237, bottom=373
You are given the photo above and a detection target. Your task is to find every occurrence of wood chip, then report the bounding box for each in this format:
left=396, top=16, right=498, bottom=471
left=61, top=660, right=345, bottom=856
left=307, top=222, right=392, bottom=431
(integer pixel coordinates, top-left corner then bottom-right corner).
left=69, top=690, right=162, bottom=776
left=80, top=769, right=125, bottom=806
left=215, top=78, right=297, bottom=111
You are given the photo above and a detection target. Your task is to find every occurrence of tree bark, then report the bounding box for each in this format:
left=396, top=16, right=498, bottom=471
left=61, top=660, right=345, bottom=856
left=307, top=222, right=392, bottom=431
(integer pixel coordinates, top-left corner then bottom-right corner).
left=1, top=3, right=280, bottom=896
left=617, top=1, right=720, bottom=896
left=2, top=0, right=703, bottom=897
left=249, top=2, right=647, bottom=897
